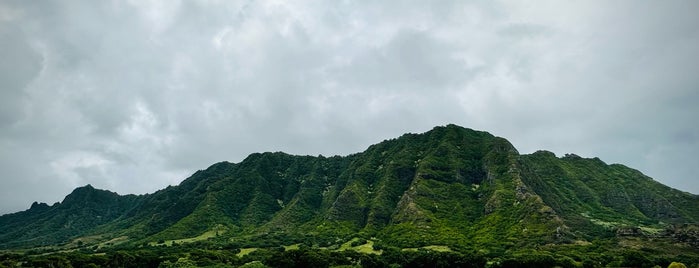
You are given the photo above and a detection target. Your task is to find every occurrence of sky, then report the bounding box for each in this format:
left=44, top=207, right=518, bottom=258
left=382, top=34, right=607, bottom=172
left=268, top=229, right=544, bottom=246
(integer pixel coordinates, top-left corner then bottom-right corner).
left=1, top=1, right=698, bottom=215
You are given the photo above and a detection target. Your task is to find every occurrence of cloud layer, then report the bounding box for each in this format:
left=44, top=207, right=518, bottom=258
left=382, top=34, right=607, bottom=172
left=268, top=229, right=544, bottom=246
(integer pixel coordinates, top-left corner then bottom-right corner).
left=1, top=1, right=698, bottom=214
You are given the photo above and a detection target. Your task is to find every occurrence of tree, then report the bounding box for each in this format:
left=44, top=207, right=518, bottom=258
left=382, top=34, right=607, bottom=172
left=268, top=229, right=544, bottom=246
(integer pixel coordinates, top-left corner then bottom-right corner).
left=159, top=257, right=197, bottom=268
left=668, top=262, right=687, bottom=268
left=107, top=251, right=136, bottom=268
left=265, top=249, right=330, bottom=268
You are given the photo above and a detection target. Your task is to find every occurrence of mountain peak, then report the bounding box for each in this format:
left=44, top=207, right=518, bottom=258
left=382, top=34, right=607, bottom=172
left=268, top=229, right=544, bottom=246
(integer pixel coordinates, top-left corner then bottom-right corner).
left=60, top=184, right=120, bottom=207
left=29, top=201, right=50, bottom=211
left=76, top=184, right=95, bottom=191
left=66, top=184, right=97, bottom=196
left=428, top=123, right=490, bottom=136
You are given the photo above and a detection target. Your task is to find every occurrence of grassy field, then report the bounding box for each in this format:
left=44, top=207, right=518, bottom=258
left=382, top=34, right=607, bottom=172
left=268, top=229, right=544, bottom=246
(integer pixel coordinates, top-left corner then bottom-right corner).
left=98, top=236, right=130, bottom=248
left=237, top=248, right=259, bottom=257
left=338, top=238, right=382, bottom=255
left=283, top=244, right=300, bottom=250
left=148, top=226, right=226, bottom=246
left=402, top=245, right=452, bottom=252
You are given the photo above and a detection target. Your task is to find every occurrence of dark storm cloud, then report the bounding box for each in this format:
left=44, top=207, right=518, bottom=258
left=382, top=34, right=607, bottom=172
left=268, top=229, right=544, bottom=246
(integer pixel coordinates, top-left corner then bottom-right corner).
left=0, top=0, right=697, bottom=214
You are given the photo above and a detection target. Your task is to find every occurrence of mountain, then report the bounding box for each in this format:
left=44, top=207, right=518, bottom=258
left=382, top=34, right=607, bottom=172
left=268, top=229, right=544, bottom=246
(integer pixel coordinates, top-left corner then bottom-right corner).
left=1, top=124, right=698, bottom=258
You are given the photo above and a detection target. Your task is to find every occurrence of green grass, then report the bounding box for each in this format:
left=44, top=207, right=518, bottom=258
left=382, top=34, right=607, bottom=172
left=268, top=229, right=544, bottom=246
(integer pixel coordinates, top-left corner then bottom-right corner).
left=237, top=248, right=259, bottom=257
left=337, top=238, right=382, bottom=254
left=402, top=245, right=452, bottom=252
left=98, top=236, right=130, bottom=248
left=283, top=243, right=300, bottom=250
left=148, top=226, right=226, bottom=246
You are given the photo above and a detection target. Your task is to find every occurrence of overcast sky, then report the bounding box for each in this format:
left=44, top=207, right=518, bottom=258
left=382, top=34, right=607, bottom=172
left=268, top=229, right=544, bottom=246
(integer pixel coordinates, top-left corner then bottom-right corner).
left=1, top=1, right=698, bottom=215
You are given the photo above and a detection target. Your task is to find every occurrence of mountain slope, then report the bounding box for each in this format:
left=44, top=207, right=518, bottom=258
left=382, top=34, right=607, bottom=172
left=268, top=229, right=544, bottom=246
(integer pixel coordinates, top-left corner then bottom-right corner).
left=519, top=151, right=699, bottom=237
left=0, top=124, right=697, bottom=253
left=0, top=185, right=141, bottom=248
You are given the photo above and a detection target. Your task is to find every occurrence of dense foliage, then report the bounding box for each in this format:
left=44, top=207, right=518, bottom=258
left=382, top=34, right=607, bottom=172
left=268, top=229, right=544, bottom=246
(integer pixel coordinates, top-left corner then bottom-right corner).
left=1, top=125, right=697, bottom=266
left=1, top=245, right=698, bottom=267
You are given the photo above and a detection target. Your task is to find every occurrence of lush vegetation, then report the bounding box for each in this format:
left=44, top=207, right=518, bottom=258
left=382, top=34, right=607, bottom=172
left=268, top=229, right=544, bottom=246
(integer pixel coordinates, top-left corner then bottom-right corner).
left=1, top=124, right=698, bottom=267
left=1, top=244, right=698, bottom=267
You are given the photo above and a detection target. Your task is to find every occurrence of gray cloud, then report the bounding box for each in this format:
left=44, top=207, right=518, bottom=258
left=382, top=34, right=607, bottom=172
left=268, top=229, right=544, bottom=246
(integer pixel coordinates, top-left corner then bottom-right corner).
left=0, top=0, right=698, bottom=214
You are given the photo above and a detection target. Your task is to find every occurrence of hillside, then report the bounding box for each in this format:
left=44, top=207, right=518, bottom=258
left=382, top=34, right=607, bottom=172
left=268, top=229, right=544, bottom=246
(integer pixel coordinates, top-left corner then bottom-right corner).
left=1, top=124, right=697, bottom=265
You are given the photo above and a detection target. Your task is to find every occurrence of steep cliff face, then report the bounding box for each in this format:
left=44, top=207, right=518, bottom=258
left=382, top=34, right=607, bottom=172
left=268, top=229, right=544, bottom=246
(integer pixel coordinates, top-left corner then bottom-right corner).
left=1, top=124, right=697, bottom=252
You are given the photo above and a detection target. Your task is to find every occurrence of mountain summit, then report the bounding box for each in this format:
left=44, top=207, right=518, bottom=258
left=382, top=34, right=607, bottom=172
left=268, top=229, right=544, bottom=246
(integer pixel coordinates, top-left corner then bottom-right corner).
left=1, top=124, right=697, bottom=256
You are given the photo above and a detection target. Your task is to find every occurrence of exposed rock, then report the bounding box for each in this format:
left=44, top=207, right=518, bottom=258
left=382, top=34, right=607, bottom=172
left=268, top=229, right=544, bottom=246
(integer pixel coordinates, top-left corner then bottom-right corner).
left=616, top=227, right=643, bottom=236
left=484, top=191, right=502, bottom=214
left=563, top=153, right=581, bottom=159
left=515, top=182, right=530, bottom=201
left=667, top=224, right=699, bottom=247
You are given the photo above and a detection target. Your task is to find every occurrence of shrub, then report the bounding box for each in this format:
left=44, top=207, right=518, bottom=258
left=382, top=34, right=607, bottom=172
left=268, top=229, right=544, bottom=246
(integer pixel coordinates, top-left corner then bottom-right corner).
left=668, top=262, right=688, bottom=268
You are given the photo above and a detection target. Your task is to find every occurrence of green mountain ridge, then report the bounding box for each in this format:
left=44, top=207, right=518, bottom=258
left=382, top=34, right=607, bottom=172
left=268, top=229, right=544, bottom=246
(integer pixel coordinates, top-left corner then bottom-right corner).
left=1, top=124, right=698, bottom=257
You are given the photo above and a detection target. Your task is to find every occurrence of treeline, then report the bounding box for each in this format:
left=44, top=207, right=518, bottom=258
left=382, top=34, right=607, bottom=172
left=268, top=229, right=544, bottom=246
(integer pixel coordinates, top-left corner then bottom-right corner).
left=0, top=248, right=480, bottom=268
left=1, top=246, right=698, bottom=268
